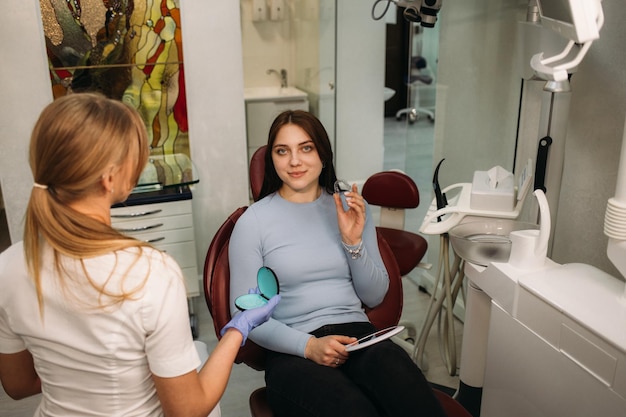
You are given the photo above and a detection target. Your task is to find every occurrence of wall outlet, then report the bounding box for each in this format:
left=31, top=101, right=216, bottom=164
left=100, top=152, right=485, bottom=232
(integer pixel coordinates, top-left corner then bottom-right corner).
left=252, top=0, right=266, bottom=22
left=269, top=0, right=284, bottom=21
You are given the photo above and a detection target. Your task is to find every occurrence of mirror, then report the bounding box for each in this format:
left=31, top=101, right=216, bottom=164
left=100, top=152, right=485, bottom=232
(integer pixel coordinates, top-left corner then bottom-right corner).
left=235, top=266, right=280, bottom=310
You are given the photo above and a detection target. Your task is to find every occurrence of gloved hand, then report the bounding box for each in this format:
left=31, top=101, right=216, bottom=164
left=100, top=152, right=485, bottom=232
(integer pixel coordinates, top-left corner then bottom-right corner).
left=220, top=294, right=281, bottom=345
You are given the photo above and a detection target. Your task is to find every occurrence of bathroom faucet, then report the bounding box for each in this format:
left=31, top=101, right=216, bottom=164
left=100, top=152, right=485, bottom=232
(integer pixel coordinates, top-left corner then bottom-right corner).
left=267, top=68, right=288, bottom=88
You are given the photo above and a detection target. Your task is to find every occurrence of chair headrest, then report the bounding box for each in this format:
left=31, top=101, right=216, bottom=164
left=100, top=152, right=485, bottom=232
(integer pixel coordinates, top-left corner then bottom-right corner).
left=362, top=171, right=420, bottom=209
left=250, top=146, right=267, bottom=202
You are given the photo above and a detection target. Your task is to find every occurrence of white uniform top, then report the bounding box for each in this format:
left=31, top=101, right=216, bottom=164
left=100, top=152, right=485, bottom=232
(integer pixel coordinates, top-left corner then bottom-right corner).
left=0, top=241, right=200, bottom=416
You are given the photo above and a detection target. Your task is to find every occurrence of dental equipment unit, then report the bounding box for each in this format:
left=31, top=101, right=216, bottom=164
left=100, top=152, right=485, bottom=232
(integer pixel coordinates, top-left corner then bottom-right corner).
left=418, top=1, right=625, bottom=416
left=371, top=0, right=443, bottom=27
left=530, top=0, right=604, bottom=82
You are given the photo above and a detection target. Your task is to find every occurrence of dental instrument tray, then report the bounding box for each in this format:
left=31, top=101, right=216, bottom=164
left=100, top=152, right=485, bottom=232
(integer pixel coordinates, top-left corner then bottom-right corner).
left=420, top=168, right=533, bottom=237
left=448, top=220, right=538, bottom=267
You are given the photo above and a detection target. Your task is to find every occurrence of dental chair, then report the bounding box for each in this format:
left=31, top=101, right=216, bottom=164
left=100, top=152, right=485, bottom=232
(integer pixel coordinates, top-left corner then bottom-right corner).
left=361, top=170, right=428, bottom=278
left=361, top=170, right=429, bottom=349
left=204, top=207, right=400, bottom=413
left=203, top=206, right=470, bottom=417
left=202, top=151, right=471, bottom=417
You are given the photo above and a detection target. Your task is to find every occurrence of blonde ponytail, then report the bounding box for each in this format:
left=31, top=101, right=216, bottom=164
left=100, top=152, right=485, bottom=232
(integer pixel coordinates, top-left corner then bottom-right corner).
left=24, top=93, right=152, bottom=316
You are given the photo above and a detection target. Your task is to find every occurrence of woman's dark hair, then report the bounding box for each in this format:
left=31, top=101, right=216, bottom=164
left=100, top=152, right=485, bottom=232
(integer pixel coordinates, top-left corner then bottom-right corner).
left=259, top=110, right=337, bottom=199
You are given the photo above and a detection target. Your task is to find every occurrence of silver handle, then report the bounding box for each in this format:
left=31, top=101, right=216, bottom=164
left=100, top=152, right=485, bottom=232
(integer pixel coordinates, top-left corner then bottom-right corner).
left=146, top=237, right=165, bottom=243
left=111, top=209, right=162, bottom=219
left=116, top=223, right=164, bottom=232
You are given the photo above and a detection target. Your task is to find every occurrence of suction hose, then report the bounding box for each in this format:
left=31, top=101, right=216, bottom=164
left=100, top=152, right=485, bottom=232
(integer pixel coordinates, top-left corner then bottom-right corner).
left=534, top=189, right=551, bottom=260
left=605, top=116, right=626, bottom=297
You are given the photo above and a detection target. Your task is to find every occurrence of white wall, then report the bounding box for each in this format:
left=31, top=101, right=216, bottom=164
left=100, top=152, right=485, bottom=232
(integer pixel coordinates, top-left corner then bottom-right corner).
left=180, top=3, right=250, bottom=269
left=549, top=0, right=626, bottom=276
left=335, top=0, right=387, bottom=182
left=434, top=1, right=523, bottom=184
left=240, top=0, right=294, bottom=88
left=0, top=0, right=52, bottom=244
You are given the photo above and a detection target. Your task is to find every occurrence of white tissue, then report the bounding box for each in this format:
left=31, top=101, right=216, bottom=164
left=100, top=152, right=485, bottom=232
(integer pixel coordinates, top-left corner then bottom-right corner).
left=470, top=166, right=515, bottom=212
left=487, top=165, right=510, bottom=188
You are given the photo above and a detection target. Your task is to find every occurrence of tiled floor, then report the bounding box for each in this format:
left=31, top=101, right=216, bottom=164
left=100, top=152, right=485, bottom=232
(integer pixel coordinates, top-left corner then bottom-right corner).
left=0, top=116, right=465, bottom=416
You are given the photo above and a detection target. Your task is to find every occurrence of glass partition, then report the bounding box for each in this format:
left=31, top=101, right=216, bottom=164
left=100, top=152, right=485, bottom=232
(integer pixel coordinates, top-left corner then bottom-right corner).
left=383, top=10, right=440, bottom=237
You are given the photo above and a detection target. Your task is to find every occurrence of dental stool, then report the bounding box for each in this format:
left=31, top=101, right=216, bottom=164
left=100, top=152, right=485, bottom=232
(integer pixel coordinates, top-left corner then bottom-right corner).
left=395, top=56, right=435, bottom=124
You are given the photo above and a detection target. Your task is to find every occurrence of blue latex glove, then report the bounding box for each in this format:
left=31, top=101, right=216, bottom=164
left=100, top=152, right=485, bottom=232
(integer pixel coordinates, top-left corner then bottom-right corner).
left=221, top=294, right=281, bottom=345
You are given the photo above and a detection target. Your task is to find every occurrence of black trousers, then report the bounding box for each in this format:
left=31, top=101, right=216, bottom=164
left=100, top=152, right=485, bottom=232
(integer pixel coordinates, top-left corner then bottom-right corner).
left=264, top=322, right=447, bottom=417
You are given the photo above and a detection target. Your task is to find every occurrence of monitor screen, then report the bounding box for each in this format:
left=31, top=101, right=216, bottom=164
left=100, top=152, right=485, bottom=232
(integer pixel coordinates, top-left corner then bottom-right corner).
left=537, top=0, right=601, bottom=43
left=540, top=0, right=574, bottom=24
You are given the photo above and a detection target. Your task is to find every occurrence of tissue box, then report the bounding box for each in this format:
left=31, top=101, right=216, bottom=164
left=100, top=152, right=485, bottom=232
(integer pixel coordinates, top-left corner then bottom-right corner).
left=470, top=167, right=515, bottom=212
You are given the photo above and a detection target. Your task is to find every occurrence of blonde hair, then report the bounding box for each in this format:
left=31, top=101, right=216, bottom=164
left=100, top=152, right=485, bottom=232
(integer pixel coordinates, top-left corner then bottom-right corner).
left=24, top=93, right=151, bottom=315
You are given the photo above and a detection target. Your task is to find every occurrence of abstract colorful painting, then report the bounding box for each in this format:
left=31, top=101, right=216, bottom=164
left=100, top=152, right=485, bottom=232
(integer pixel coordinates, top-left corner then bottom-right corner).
left=39, top=0, right=189, bottom=157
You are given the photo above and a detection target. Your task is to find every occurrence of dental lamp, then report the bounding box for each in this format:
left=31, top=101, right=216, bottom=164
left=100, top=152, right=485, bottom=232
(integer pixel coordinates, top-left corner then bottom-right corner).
left=530, top=0, right=604, bottom=81
left=371, top=0, right=442, bottom=27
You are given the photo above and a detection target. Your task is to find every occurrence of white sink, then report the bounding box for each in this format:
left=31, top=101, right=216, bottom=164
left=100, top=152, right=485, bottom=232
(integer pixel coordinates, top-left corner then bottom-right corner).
left=384, top=87, right=396, bottom=101
left=244, top=86, right=308, bottom=102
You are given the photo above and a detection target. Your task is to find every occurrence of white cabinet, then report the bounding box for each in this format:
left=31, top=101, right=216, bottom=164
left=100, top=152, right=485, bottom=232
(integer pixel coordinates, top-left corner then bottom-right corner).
left=244, top=87, right=309, bottom=162
left=110, top=197, right=199, bottom=298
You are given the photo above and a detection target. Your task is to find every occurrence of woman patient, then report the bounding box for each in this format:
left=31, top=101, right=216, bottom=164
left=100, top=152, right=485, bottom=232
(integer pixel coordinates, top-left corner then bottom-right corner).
left=229, top=110, right=446, bottom=416
left=0, top=93, right=278, bottom=417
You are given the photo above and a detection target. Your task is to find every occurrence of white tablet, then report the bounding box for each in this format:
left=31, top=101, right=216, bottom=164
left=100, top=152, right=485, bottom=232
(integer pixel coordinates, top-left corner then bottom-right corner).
left=344, top=325, right=405, bottom=352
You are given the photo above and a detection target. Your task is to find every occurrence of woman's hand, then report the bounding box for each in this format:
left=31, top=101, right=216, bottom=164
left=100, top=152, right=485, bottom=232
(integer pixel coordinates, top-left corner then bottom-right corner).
left=304, top=335, right=357, bottom=367
left=333, top=183, right=366, bottom=246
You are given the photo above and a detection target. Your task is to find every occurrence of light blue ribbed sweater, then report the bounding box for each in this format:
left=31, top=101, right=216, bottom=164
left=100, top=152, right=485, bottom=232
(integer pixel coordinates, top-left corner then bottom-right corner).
left=228, top=191, right=389, bottom=358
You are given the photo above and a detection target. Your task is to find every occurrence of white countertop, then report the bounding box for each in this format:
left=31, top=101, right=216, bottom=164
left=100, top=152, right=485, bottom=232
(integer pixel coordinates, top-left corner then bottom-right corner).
left=244, top=86, right=308, bottom=102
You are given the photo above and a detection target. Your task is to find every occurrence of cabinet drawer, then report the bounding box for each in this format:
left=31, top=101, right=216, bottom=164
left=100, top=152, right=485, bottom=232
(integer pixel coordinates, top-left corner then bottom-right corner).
left=111, top=199, right=192, bottom=219
left=160, top=241, right=197, bottom=269
left=111, top=198, right=199, bottom=299
left=127, top=227, right=195, bottom=246
left=112, top=214, right=192, bottom=234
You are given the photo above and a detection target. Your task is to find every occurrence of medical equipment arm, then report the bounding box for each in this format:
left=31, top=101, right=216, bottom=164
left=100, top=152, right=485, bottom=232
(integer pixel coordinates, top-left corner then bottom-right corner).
left=372, top=0, right=442, bottom=27
left=531, top=0, right=604, bottom=81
